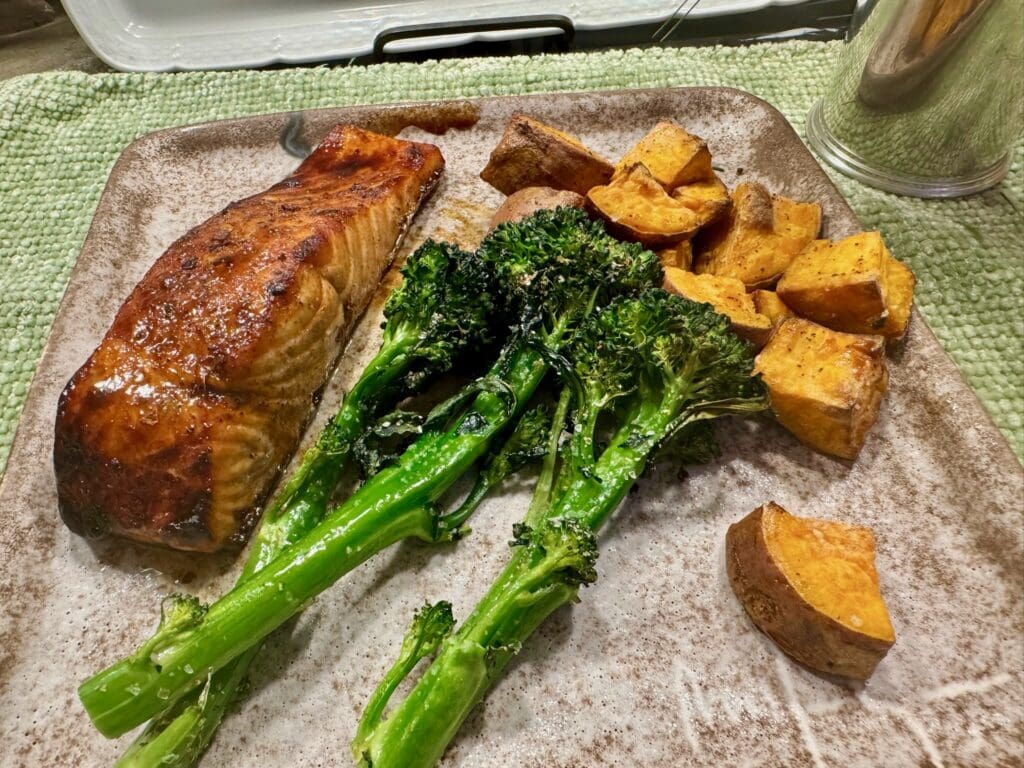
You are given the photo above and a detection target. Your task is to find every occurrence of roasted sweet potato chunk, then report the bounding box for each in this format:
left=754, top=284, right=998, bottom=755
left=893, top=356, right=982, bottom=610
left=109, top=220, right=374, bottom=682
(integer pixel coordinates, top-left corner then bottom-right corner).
left=777, top=231, right=914, bottom=339
left=726, top=502, right=895, bottom=680
left=615, top=121, right=713, bottom=189
left=487, top=187, right=585, bottom=231
left=671, top=175, right=730, bottom=228
left=663, top=268, right=772, bottom=347
left=880, top=251, right=917, bottom=341
left=754, top=318, right=887, bottom=459
left=657, top=240, right=693, bottom=271
left=777, top=233, right=887, bottom=334
left=694, top=182, right=821, bottom=288
left=773, top=194, right=823, bottom=249
left=480, top=114, right=614, bottom=196
left=751, top=290, right=795, bottom=327
left=587, top=164, right=703, bottom=246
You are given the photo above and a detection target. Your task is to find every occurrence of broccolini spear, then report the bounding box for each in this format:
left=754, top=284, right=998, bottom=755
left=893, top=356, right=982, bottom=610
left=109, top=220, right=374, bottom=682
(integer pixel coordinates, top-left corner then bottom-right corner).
left=111, top=239, right=497, bottom=768
left=79, top=208, right=662, bottom=739
left=352, top=291, right=768, bottom=768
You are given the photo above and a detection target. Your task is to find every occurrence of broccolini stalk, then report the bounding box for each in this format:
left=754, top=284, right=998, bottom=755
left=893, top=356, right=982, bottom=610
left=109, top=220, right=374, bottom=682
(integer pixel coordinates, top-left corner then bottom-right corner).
left=113, top=648, right=249, bottom=768
left=353, top=600, right=456, bottom=759
left=111, top=239, right=495, bottom=767
left=353, top=291, right=768, bottom=768
left=79, top=208, right=661, bottom=739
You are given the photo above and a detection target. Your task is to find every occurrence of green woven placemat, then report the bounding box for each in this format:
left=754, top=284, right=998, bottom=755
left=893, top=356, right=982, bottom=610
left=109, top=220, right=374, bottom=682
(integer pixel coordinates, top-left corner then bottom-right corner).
left=0, top=42, right=1021, bottom=470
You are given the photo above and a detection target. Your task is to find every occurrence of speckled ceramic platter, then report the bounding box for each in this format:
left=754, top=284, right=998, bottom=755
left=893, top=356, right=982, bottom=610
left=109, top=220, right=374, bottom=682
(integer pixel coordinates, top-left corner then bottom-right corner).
left=1, top=88, right=1021, bottom=768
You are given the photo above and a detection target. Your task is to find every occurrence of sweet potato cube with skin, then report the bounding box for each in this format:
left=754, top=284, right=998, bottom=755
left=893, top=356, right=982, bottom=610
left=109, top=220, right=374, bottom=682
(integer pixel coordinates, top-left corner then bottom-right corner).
left=694, top=182, right=822, bottom=288
left=754, top=318, right=888, bottom=459
left=880, top=252, right=916, bottom=341
left=777, top=231, right=894, bottom=335
left=615, top=121, right=713, bottom=189
left=480, top=114, right=614, bottom=196
left=671, top=175, right=730, bottom=228
left=487, top=187, right=585, bottom=231
left=657, top=240, right=693, bottom=271
left=587, top=164, right=703, bottom=247
left=663, top=268, right=772, bottom=347
left=726, top=502, right=895, bottom=681
left=751, top=290, right=795, bottom=326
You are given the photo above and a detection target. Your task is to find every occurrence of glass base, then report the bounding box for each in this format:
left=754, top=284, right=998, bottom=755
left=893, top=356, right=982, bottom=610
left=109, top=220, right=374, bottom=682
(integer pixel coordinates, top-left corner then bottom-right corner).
left=805, top=100, right=1011, bottom=199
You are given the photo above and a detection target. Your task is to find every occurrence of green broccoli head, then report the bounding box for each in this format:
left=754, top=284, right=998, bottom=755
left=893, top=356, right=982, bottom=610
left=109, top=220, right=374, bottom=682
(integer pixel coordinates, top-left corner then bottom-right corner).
left=564, top=289, right=766, bottom=481
left=576, top=289, right=765, bottom=409
left=157, top=594, right=207, bottom=635
left=400, top=601, right=456, bottom=662
left=478, top=208, right=661, bottom=341
left=383, top=240, right=498, bottom=388
left=351, top=600, right=456, bottom=765
left=643, top=291, right=765, bottom=406
left=569, top=298, right=646, bottom=412
left=133, top=594, right=207, bottom=664
left=666, top=420, right=721, bottom=467
left=316, top=410, right=363, bottom=458
left=511, top=517, right=598, bottom=589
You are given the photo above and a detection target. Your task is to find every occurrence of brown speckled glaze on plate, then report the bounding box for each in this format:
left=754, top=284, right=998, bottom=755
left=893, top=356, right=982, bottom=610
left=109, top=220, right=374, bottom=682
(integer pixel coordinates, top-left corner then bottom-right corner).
left=1, top=88, right=1021, bottom=767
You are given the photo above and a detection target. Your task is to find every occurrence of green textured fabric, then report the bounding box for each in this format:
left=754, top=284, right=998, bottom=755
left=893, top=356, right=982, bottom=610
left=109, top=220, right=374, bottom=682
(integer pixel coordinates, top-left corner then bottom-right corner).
left=0, top=42, right=1021, bottom=472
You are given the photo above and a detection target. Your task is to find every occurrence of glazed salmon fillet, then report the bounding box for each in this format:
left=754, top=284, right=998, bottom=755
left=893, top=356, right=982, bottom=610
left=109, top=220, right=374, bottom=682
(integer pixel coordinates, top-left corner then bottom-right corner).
left=54, top=125, right=445, bottom=552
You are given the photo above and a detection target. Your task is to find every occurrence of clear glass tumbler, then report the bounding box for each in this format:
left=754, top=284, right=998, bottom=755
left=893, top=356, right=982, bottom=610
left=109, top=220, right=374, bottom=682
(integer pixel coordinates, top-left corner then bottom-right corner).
left=806, top=0, right=1023, bottom=198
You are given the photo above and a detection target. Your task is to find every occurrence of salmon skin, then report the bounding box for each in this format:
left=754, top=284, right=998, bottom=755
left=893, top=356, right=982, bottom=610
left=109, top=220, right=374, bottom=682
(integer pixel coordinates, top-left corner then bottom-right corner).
left=54, top=125, right=445, bottom=553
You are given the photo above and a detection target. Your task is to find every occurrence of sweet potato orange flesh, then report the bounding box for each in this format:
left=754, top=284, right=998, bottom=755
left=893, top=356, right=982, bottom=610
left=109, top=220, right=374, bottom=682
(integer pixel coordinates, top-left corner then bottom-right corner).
left=880, top=250, right=916, bottom=341
left=671, top=175, right=730, bottom=228
left=657, top=240, right=693, bottom=271
left=615, top=121, right=713, bottom=189
left=772, top=195, right=822, bottom=253
left=779, top=232, right=915, bottom=340
left=777, top=232, right=890, bottom=335
left=754, top=318, right=888, bottom=459
left=587, top=164, right=703, bottom=246
left=693, top=182, right=819, bottom=288
left=726, top=502, right=895, bottom=681
left=751, top=290, right=794, bottom=326
left=663, top=268, right=772, bottom=347
left=766, top=508, right=894, bottom=644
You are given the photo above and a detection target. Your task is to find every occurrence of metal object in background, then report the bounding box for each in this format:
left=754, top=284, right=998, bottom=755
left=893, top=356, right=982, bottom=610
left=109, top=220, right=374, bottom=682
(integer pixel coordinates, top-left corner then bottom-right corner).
left=646, top=0, right=854, bottom=45
left=362, top=1, right=857, bottom=65
left=806, top=0, right=1024, bottom=197
left=372, top=15, right=574, bottom=62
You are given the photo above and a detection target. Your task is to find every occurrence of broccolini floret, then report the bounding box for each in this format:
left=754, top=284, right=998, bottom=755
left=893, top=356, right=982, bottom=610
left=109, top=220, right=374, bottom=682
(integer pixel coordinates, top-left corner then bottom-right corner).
left=378, top=240, right=499, bottom=397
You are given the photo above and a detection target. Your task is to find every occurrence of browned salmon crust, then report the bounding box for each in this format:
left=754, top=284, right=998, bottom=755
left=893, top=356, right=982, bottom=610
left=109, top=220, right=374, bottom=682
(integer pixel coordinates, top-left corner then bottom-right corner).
left=54, top=125, right=444, bottom=553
